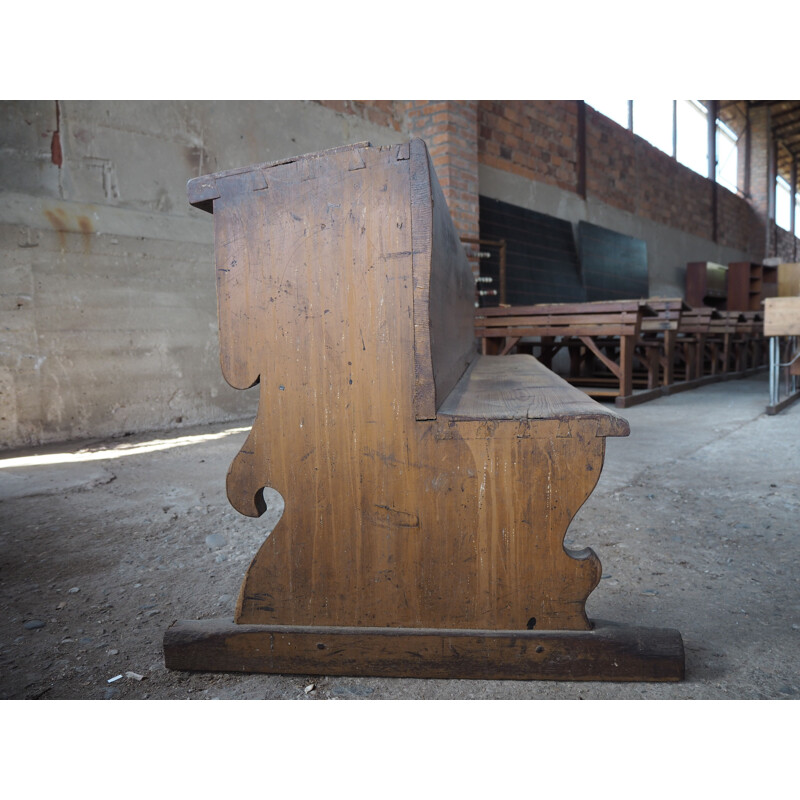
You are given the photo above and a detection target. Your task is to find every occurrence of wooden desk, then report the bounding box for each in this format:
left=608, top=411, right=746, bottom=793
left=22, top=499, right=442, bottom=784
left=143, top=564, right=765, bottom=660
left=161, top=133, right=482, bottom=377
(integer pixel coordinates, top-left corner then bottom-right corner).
left=765, top=297, right=800, bottom=414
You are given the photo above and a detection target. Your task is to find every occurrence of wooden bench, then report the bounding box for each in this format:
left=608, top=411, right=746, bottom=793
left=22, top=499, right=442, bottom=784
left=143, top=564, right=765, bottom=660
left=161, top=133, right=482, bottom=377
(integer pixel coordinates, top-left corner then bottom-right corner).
left=164, top=140, right=683, bottom=681
left=474, top=300, right=664, bottom=407
left=705, top=310, right=744, bottom=377
left=668, top=305, right=716, bottom=389
left=733, top=311, right=765, bottom=373
left=634, top=297, right=688, bottom=391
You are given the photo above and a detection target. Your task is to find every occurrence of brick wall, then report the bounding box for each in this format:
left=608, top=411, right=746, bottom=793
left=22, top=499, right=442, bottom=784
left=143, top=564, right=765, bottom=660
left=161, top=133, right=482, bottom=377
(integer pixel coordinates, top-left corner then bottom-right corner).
left=718, top=185, right=765, bottom=255
left=478, top=101, right=579, bottom=192
left=583, top=107, right=635, bottom=213
left=315, top=99, right=796, bottom=264
left=776, top=225, right=799, bottom=262
left=747, top=105, right=771, bottom=225
left=402, top=101, right=480, bottom=241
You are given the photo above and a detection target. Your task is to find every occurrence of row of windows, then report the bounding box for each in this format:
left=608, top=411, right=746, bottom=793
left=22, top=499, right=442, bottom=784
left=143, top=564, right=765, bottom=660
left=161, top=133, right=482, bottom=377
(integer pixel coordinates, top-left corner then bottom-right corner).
left=586, top=100, right=798, bottom=234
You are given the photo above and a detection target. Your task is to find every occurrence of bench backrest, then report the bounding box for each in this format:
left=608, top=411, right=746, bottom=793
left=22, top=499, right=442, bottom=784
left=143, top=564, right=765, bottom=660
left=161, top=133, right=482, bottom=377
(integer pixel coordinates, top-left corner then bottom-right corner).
left=737, top=311, right=763, bottom=336
left=188, top=139, right=477, bottom=424
left=679, top=307, right=715, bottom=334
left=640, top=298, right=686, bottom=333
left=475, top=300, right=646, bottom=338
left=708, top=310, right=744, bottom=335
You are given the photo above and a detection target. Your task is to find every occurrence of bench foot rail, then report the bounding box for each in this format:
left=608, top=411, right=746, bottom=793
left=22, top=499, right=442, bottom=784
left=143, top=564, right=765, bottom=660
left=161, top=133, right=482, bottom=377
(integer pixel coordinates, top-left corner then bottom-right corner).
left=164, top=618, right=685, bottom=682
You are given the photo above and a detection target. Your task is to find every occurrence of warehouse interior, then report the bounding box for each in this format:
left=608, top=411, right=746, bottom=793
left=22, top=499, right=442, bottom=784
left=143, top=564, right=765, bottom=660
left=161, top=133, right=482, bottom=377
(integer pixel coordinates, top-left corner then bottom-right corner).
left=1, top=92, right=796, bottom=788
left=3, top=99, right=799, bottom=450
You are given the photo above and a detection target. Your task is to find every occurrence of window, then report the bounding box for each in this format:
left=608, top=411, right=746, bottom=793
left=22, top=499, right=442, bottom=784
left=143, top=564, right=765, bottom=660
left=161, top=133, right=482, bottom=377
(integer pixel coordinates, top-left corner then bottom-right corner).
left=716, top=118, right=739, bottom=193
left=631, top=98, right=674, bottom=157
left=585, top=99, right=629, bottom=129
left=776, top=176, right=797, bottom=232
left=585, top=99, right=741, bottom=192
left=675, top=100, right=709, bottom=178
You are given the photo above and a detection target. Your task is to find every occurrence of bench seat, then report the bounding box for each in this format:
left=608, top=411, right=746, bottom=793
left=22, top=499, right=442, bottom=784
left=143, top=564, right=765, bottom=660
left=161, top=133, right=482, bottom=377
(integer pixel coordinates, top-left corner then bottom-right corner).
left=439, top=353, right=629, bottom=436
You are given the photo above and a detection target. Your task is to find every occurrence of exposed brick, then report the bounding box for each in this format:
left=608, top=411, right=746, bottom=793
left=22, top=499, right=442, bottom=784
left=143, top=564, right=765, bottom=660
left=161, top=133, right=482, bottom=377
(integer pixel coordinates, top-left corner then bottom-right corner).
left=314, top=99, right=794, bottom=261
left=398, top=100, right=480, bottom=241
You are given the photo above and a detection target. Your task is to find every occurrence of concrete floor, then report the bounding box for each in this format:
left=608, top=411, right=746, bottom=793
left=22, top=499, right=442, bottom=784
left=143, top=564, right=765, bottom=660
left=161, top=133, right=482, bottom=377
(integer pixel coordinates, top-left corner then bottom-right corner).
left=0, top=371, right=798, bottom=700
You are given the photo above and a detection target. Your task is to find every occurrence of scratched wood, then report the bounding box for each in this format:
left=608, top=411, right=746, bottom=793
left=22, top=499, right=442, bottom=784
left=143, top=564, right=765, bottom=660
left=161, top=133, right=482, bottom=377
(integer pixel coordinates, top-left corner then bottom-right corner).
left=169, top=139, right=685, bottom=680
left=164, top=618, right=685, bottom=681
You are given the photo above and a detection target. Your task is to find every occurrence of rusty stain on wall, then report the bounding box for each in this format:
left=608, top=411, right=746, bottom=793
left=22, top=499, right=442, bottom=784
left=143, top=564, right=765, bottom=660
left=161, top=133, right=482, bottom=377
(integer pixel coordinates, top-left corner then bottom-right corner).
left=44, top=208, right=68, bottom=249
left=43, top=207, right=95, bottom=252
left=78, top=215, right=94, bottom=253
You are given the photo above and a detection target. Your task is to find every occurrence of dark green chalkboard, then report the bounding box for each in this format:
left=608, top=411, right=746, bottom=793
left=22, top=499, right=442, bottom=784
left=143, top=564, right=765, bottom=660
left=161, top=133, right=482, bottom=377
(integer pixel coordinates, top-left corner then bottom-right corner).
left=478, top=196, right=586, bottom=305
left=577, top=221, right=648, bottom=301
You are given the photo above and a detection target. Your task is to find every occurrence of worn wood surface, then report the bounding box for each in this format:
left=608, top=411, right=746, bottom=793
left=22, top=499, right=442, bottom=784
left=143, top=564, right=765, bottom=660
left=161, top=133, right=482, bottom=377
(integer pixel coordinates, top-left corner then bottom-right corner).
left=173, top=139, right=685, bottom=680
left=675, top=307, right=715, bottom=381
left=764, top=297, right=800, bottom=336
left=185, top=140, right=633, bottom=633
left=705, top=311, right=743, bottom=375
left=164, top=618, right=686, bottom=682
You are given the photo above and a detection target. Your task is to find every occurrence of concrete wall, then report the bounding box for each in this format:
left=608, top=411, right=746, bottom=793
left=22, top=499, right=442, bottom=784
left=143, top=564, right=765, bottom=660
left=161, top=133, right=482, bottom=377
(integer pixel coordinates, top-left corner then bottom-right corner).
left=0, top=101, right=402, bottom=449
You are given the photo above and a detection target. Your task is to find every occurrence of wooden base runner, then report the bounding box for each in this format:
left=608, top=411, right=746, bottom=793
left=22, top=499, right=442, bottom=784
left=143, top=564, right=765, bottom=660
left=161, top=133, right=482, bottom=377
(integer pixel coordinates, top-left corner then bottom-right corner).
left=615, top=387, right=665, bottom=408
left=767, top=388, right=800, bottom=415
left=164, top=618, right=685, bottom=682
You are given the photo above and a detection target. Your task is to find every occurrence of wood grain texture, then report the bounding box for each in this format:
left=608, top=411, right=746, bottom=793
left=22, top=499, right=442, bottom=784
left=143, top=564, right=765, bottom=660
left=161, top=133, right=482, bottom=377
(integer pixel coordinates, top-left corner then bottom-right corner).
left=438, top=354, right=629, bottom=433
left=764, top=297, right=800, bottom=336
left=172, top=139, right=685, bottom=681
left=164, top=618, right=685, bottom=682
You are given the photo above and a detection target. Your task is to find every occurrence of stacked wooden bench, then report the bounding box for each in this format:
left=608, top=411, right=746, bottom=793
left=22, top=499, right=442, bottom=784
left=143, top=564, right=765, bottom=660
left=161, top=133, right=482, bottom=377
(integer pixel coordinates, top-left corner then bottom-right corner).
left=734, top=311, right=766, bottom=373
left=475, top=295, right=768, bottom=405
left=704, top=310, right=744, bottom=378
left=669, top=305, right=715, bottom=387
left=474, top=300, right=663, bottom=407
left=163, top=140, right=684, bottom=681
left=634, top=297, right=687, bottom=391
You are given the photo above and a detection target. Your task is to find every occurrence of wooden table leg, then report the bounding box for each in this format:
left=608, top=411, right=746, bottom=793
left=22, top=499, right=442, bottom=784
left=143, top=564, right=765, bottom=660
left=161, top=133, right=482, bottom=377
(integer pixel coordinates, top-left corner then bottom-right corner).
left=662, top=330, right=675, bottom=387
left=619, top=335, right=634, bottom=398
